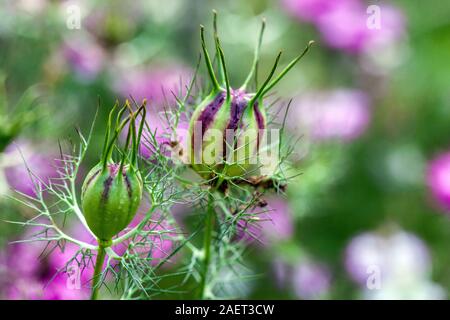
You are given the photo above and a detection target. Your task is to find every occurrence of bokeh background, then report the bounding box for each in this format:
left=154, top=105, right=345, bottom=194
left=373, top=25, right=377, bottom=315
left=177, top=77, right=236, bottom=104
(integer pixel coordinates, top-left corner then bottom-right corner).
left=1, top=0, right=450, bottom=299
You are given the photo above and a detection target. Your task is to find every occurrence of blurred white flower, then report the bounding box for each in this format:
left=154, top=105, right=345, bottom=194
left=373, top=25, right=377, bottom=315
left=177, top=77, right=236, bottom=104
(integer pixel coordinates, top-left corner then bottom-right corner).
left=345, top=229, right=446, bottom=299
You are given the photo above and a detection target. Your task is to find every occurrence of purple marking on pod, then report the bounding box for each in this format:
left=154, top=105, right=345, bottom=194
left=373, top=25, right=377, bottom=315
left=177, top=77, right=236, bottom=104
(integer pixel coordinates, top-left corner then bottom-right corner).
left=226, top=93, right=249, bottom=131
left=102, top=175, right=114, bottom=205
left=123, top=172, right=134, bottom=219
left=108, top=163, right=120, bottom=177
left=222, top=90, right=250, bottom=159
left=123, top=173, right=133, bottom=198
left=253, top=102, right=265, bottom=131
left=82, top=168, right=101, bottom=198
left=197, top=92, right=226, bottom=137
left=253, top=102, right=265, bottom=150
left=191, top=92, right=226, bottom=157
left=100, top=163, right=121, bottom=205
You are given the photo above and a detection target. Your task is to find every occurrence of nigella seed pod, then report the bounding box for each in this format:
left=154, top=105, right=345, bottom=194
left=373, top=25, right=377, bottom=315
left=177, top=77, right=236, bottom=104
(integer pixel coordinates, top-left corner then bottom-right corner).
left=81, top=101, right=146, bottom=242
left=189, top=89, right=266, bottom=178
left=188, top=12, right=313, bottom=179
left=81, top=162, right=143, bottom=241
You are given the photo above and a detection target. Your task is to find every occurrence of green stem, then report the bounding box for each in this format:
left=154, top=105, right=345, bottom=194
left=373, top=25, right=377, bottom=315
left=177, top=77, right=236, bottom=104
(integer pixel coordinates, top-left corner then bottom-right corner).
left=198, top=193, right=216, bottom=299
left=91, top=244, right=106, bottom=300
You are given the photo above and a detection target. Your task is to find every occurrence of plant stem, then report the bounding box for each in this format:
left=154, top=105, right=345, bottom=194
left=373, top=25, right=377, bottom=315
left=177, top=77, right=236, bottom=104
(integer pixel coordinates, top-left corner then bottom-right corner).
left=91, top=244, right=106, bottom=300
left=199, top=193, right=216, bottom=299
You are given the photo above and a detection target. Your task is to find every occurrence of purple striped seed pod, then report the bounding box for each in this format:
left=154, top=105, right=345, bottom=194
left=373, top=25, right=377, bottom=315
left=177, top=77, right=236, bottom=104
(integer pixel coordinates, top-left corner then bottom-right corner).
left=188, top=12, right=313, bottom=180
left=188, top=89, right=265, bottom=178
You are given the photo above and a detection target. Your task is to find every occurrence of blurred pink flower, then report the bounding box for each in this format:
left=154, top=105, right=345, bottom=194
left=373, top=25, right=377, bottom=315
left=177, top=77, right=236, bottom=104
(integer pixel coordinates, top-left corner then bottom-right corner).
left=282, top=0, right=406, bottom=54
left=113, top=201, right=179, bottom=267
left=345, top=230, right=430, bottom=286
left=317, top=1, right=369, bottom=53
left=272, top=259, right=290, bottom=289
left=359, top=5, right=407, bottom=74
left=62, top=34, right=106, bottom=80
left=5, top=278, right=45, bottom=300
left=281, top=0, right=355, bottom=23
left=113, top=65, right=192, bottom=107
left=292, top=260, right=331, bottom=299
left=272, top=258, right=331, bottom=299
left=137, top=217, right=177, bottom=266
left=142, top=114, right=188, bottom=159
left=236, top=197, right=294, bottom=246
left=7, top=241, right=46, bottom=279
left=363, top=5, right=406, bottom=51
left=3, top=141, right=58, bottom=197
left=120, top=109, right=189, bottom=159
left=291, top=89, right=370, bottom=142
left=427, top=151, right=450, bottom=212
left=3, top=224, right=94, bottom=300
left=117, top=216, right=178, bottom=267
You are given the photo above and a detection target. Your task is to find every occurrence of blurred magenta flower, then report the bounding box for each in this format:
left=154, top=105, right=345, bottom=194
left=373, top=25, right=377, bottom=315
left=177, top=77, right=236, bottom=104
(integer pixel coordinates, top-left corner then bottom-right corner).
left=426, top=151, right=450, bottom=212
left=317, top=1, right=370, bottom=53
left=42, top=252, right=93, bottom=299
left=2, top=225, right=94, bottom=300
left=3, top=141, right=58, bottom=197
left=61, top=34, right=106, bottom=80
left=281, top=0, right=354, bottom=23
left=237, top=198, right=294, bottom=246
left=282, top=0, right=406, bottom=54
left=113, top=65, right=192, bottom=107
left=7, top=240, right=46, bottom=279
left=345, top=230, right=431, bottom=286
left=291, top=89, right=370, bottom=142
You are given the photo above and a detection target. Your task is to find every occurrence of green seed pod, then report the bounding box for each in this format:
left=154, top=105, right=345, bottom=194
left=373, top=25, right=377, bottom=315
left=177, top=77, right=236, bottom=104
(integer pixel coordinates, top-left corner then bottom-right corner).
left=81, top=100, right=147, bottom=242
left=81, top=162, right=143, bottom=241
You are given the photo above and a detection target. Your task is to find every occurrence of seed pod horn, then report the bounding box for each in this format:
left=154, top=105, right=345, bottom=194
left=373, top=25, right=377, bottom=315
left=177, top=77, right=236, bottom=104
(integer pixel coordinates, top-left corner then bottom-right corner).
left=81, top=103, right=145, bottom=242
